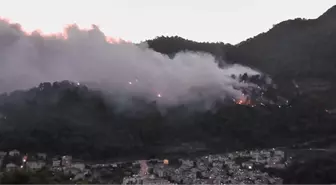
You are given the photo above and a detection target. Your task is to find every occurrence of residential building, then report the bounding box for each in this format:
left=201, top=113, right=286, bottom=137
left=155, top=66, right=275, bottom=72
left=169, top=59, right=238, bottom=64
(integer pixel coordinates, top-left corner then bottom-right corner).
left=274, top=150, right=285, bottom=158
left=73, top=173, right=86, bottom=181
left=122, top=176, right=142, bottom=184
left=64, top=167, right=81, bottom=175
left=36, top=153, right=47, bottom=160
left=9, top=149, right=20, bottom=157
left=261, top=150, right=271, bottom=157
left=142, top=177, right=172, bottom=184
left=180, top=159, right=193, bottom=167
left=61, top=155, right=72, bottom=167
left=6, top=163, right=17, bottom=171
left=0, top=151, right=7, bottom=158
left=71, top=162, right=85, bottom=171
left=26, top=161, right=46, bottom=170
left=52, top=157, right=61, bottom=167
left=242, top=162, right=254, bottom=169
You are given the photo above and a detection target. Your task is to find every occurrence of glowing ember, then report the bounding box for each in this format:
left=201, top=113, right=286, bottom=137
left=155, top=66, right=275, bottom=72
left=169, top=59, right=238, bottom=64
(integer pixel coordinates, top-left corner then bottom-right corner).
left=235, top=96, right=252, bottom=106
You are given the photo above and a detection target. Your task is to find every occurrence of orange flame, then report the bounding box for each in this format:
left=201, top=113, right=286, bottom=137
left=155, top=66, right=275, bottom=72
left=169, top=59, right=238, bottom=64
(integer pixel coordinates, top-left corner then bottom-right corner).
left=235, top=95, right=252, bottom=106
left=236, top=99, right=251, bottom=105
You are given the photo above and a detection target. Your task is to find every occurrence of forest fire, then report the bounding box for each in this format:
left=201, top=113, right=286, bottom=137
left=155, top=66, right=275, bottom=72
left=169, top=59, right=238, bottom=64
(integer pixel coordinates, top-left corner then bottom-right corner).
left=235, top=95, right=254, bottom=106
left=236, top=98, right=251, bottom=105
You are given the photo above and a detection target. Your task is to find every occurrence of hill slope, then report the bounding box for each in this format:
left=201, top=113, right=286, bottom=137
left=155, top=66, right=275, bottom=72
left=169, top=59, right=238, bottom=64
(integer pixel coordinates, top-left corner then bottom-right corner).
left=147, top=6, right=336, bottom=107
left=0, top=81, right=334, bottom=160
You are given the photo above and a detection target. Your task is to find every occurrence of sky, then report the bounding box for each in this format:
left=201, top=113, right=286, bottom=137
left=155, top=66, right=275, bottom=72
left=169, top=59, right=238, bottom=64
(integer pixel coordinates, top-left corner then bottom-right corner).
left=0, top=0, right=335, bottom=44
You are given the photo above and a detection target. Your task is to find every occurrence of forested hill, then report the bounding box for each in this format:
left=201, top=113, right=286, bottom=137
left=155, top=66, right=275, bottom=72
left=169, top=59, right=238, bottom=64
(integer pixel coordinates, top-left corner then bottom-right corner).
left=228, top=5, right=336, bottom=79
left=146, top=5, right=336, bottom=107
left=147, top=5, right=336, bottom=80
left=0, top=80, right=333, bottom=161
left=145, top=36, right=232, bottom=64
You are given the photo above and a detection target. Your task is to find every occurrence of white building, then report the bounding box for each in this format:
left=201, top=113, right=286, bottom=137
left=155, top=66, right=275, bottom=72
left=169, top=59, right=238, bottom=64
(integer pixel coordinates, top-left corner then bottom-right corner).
left=9, top=149, right=20, bottom=156
left=71, top=162, right=85, bottom=171
left=261, top=150, right=271, bottom=157
left=242, top=162, right=253, bottom=170
left=122, top=176, right=142, bottom=184
left=26, top=161, right=46, bottom=170
left=52, top=158, right=61, bottom=167
left=274, top=150, right=285, bottom=158
left=142, top=177, right=171, bottom=184
left=6, top=163, right=17, bottom=171
left=180, top=159, right=194, bottom=167
left=157, top=169, right=164, bottom=177
left=213, top=161, right=223, bottom=168
left=73, top=173, right=86, bottom=181
left=225, top=161, right=235, bottom=168
left=62, top=155, right=72, bottom=167
left=64, top=167, right=81, bottom=175
left=36, top=153, right=47, bottom=160
left=0, top=151, right=7, bottom=158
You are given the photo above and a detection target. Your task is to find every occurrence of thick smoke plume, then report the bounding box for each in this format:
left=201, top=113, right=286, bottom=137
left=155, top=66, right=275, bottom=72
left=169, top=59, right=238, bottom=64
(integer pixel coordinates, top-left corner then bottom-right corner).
left=0, top=19, right=260, bottom=106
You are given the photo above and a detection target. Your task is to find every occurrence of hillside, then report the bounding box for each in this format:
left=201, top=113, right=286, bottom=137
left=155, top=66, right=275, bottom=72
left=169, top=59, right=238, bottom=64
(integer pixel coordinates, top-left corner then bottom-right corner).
left=148, top=6, right=336, bottom=79
left=0, top=80, right=334, bottom=160
left=146, top=6, right=336, bottom=107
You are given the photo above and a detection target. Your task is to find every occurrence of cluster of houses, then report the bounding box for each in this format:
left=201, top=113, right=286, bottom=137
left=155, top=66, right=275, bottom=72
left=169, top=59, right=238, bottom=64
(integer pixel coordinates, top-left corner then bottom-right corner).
left=0, top=149, right=47, bottom=171
left=0, top=150, right=90, bottom=182
left=123, top=148, right=289, bottom=184
left=0, top=148, right=291, bottom=184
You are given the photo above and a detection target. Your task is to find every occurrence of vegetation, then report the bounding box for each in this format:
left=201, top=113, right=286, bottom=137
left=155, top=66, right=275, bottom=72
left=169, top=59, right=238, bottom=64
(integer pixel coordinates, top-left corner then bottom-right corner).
left=0, top=80, right=334, bottom=161
left=282, top=153, right=336, bottom=184
left=0, top=168, right=72, bottom=184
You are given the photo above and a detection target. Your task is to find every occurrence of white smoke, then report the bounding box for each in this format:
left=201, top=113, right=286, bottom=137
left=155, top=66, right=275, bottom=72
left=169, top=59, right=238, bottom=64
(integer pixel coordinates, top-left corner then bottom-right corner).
left=0, top=19, right=260, bottom=106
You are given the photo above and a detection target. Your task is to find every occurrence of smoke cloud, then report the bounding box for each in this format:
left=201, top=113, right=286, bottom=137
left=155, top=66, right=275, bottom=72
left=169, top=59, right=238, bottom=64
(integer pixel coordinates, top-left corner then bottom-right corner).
left=0, top=19, right=260, bottom=106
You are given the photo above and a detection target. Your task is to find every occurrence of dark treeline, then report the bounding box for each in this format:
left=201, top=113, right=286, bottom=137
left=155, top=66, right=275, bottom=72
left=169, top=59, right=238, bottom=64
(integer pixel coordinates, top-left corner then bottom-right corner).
left=282, top=152, right=336, bottom=184
left=0, top=168, right=73, bottom=184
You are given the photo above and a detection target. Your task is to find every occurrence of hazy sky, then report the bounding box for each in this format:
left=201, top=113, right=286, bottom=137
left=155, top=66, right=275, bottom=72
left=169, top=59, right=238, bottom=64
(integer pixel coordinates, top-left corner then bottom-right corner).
left=0, top=0, right=334, bottom=44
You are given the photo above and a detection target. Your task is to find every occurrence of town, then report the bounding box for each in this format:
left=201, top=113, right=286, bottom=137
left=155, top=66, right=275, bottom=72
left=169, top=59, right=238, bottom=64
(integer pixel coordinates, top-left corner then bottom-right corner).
left=0, top=147, right=292, bottom=184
